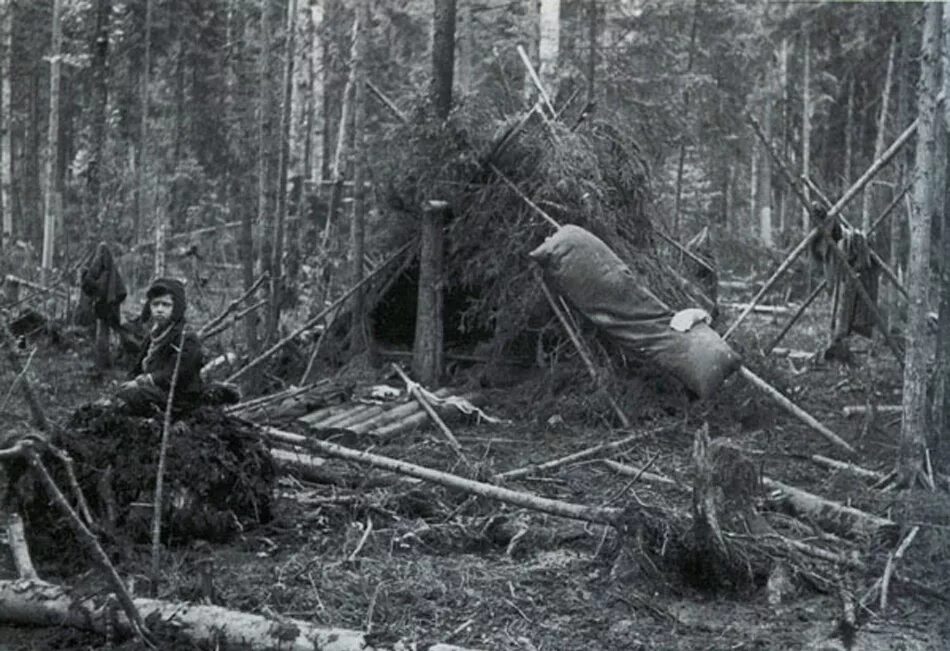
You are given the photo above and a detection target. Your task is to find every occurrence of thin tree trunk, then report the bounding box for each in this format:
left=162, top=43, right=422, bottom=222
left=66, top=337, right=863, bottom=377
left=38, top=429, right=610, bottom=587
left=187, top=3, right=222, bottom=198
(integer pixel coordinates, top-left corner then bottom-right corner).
left=672, top=0, right=700, bottom=238
left=41, top=0, right=64, bottom=285
left=0, top=0, right=12, bottom=245
left=348, top=0, right=368, bottom=354
left=801, top=29, right=811, bottom=231
left=843, top=77, right=854, bottom=192
left=523, top=0, right=539, bottom=103
left=457, top=0, right=473, bottom=95
left=585, top=0, right=597, bottom=104
left=758, top=77, right=773, bottom=247
left=749, top=142, right=757, bottom=234
left=414, top=0, right=455, bottom=386
left=268, top=0, right=297, bottom=339
left=86, top=0, right=110, bottom=235
left=538, top=0, right=560, bottom=99
left=862, top=37, right=896, bottom=233
left=257, top=0, right=274, bottom=342
left=322, top=16, right=359, bottom=250
left=134, top=0, right=153, bottom=259
left=899, top=2, right=941, bottom=487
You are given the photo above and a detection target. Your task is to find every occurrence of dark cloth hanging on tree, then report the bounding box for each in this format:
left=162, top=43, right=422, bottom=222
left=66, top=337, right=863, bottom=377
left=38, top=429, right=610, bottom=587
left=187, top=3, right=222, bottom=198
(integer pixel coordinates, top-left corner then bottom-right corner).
left=80, top=242, right=127, bottom=329
left=832, top=231, right=880, bottom=340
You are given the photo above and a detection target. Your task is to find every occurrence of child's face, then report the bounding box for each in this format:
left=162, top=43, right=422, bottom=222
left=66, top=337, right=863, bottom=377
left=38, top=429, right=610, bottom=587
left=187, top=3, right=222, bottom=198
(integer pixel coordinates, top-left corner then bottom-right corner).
left=149, top=295, right=175, bottom=324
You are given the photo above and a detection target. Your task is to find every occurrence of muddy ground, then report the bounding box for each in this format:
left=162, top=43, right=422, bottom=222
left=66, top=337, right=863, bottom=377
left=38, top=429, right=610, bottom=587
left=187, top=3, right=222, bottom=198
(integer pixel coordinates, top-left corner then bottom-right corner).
left=0, top=295, right=948, bottom=650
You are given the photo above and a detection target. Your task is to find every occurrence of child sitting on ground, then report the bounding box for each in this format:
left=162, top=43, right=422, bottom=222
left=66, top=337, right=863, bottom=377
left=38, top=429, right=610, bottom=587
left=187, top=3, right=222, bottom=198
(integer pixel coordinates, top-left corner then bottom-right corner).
left=116, top=277, right=205, bottom=414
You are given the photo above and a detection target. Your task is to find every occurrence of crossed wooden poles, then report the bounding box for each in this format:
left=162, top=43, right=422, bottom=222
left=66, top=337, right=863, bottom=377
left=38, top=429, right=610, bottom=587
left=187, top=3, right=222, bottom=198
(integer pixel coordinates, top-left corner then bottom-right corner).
left=729, top=114, right=916, bottom=362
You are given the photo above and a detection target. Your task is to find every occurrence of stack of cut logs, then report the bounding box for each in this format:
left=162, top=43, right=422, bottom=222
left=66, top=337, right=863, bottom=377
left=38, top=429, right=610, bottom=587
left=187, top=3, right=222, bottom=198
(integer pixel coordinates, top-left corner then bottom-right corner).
left=298, top=387, right=482, bottom=438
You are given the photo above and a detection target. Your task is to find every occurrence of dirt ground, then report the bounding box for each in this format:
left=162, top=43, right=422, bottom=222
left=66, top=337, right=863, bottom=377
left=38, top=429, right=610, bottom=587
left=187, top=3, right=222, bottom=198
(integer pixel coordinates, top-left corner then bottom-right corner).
left=1, top=295, right=948, bottom=650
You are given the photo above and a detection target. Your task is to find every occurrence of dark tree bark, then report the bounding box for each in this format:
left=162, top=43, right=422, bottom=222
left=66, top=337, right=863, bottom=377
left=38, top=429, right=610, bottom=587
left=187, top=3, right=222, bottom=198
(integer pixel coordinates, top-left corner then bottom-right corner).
left=86, top=0, right=111, bottom=233
left=348, top=0, right=369, bottom=354
left=268, top=0, right=297, bottom=339
left=412, top=0, right=456, bottom=386
left=900, top=2, right=941, bottom=487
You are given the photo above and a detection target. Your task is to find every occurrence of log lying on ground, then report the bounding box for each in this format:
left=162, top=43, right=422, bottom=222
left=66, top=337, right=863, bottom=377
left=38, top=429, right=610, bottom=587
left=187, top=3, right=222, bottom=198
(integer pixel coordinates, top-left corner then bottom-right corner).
left=0, top=579, right=480, bottom=651
left=842, top=404, right=902, bottom=417
left=762, top=477, right=898, bottom=541
left=263, top=426, right=623, bottom=526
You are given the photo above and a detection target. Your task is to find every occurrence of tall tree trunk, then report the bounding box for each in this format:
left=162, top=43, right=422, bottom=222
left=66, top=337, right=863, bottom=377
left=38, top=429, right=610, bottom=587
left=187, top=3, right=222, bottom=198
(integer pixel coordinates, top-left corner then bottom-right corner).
left=0, top=0, right=12, bottom=245
left=41, top=0, right=64, bottom=285
left=348, top=0, right=369, bottom=354
left=933, top=6, right=950, bottom=454
left=749, top=141, right=757, bottom=235
left=227, top=0, right=259, bottom=358
left=672, top=0, right=700, bottom=238
left=135, top=0, right=153, bottom=261
left=456, top=0, right=473, bottom=95
left=322, top=16, right=359, bottom=250
left=523, top=0, right=539, bottom=104
left=585, top=0, right=597, bottom=104
left=899, top=2, right=941, bottom=487
left=538, top=0, right=560, bottom=99
left=257, top=0, right=274, bottom=342
left=86, top=0, right=110, bottom=234
left=268, top=0, right=297, bottom=339
left=862, top=37, right=896, bottom=234
left=843, top=78, right=854, bottom=192
left=801, top=29, right=811, bottom=232
left=413, top=0, right=455, bottom=386
left=757, top=72, right=773, bottom=247
left=889, top=25, right=913, bottom=332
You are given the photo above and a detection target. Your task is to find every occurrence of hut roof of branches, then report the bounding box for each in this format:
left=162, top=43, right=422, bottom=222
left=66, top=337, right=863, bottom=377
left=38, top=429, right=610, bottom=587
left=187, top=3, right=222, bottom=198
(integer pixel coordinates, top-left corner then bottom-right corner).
left=373, top=96, right=699, bottom=347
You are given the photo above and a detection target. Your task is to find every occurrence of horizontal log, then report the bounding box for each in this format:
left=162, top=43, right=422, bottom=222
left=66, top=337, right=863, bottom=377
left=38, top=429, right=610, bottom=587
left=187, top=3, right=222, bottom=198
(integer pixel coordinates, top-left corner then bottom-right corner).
left=0, top=579, right=480, bottom=651
left=762, top=477, right=897, bottom=541
left=722, top=302, right=792, bottom=315
left=842, top=404, right=902, bottom=417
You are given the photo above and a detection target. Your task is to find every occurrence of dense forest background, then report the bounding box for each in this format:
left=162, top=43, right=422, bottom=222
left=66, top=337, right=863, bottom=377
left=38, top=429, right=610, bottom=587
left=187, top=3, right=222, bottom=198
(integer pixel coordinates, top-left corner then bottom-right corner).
left=0, top=1, right=927, bottom=279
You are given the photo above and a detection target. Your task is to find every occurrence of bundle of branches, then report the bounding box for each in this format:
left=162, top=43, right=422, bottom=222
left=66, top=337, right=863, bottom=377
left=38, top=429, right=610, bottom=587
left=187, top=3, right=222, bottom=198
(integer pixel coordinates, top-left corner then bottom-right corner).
left=375, top=96, right=700, bottom=353
left=14, top=405, right=274, bottom=560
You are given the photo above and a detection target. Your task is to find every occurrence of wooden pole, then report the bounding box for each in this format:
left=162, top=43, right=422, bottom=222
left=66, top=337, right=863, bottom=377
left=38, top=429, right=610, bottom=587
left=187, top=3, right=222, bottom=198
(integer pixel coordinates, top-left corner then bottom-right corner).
left=226, top=242, right=410, bottom=383
left=739, top=366, right=856, bottom=456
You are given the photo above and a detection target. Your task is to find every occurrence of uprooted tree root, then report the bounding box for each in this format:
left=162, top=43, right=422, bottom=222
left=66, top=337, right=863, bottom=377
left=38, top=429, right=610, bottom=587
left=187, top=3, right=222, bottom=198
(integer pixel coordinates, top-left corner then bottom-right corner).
left=12, top=404, right=276, bottom=563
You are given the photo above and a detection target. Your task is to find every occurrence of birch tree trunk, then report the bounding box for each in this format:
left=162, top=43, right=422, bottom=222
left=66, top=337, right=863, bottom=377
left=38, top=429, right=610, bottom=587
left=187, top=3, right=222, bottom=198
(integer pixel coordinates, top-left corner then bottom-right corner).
left=862, top=37, right=895, bottom=233
left=41, top=0, right=64, bottom=285
left=413, top=0, right=455, bottom=386
left=899, top=2, right=941, bottom=487
left=0, top=0, right=12, bottom=245
left=268, top=0, right=297, bottom=339
left=348, top=0, right=369, bottom=354
left=538, top=0, right=560, bottom=100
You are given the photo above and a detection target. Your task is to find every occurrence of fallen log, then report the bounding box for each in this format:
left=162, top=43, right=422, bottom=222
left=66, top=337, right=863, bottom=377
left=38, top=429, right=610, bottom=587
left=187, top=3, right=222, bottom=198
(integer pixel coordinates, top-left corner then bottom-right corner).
left=803, top=454, right=888, bottom=482
left=493, top=431, right=652, bottom=482
left=0, top=579, right=480, bottom=651
left=762, top=477, right=897, bottom=541
left=299, top=403, right=351, bottom=427
left=722, top=302, right=793, bottom=315
left=842, top=404, right=902, bottom=417
left=262, top=426, right=623, bottom=526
